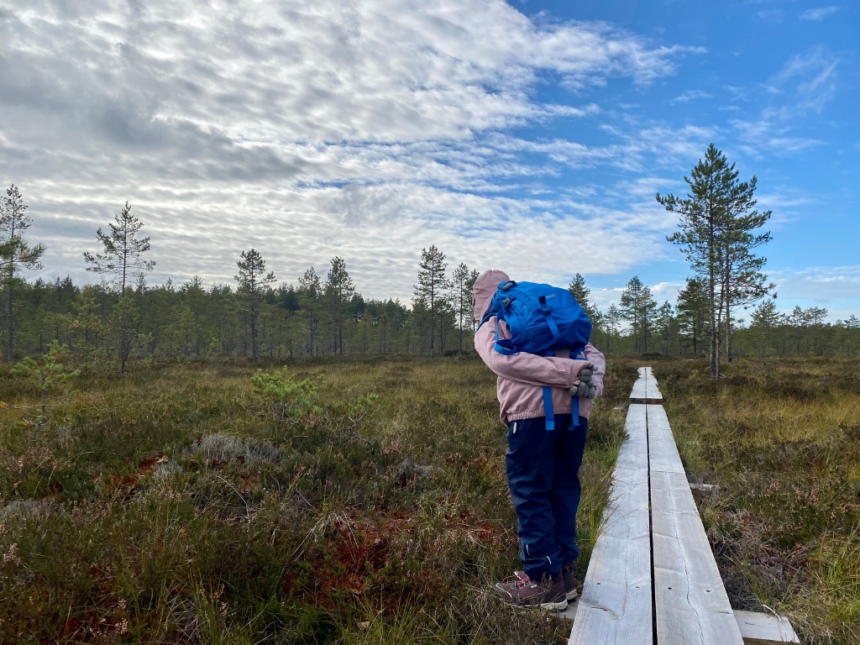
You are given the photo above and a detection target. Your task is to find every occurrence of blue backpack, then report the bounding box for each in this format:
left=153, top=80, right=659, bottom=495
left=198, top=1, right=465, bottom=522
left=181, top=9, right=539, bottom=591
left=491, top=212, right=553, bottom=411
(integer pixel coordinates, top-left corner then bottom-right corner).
left=479, top=280, right=592, bottom=431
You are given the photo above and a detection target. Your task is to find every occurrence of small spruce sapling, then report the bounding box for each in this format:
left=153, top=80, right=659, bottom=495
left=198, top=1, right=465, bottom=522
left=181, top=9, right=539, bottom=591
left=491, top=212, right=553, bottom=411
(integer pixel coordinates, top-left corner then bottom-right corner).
left=7, top=340, right=80, bottom=445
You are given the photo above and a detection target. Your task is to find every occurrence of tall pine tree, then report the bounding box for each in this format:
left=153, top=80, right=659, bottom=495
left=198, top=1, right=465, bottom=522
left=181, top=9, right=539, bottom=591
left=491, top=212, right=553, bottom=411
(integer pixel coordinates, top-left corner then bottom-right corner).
left=1, top=185, right=45, bottom=361
left=658, top=144, right=736, bottom=379
left=568, top=273, right=597, bottom=320
left=450, top=262, right=474, bottom=355
left=235, top=249, right=275, bottom=362
left=721, top=175, right=774, bottom=363
left=413, top=246, right=450, bottom=356
left=619, top=276, right=657, bottom=354
left=324, top=257, right=355, bottom=355
left=676, top=278, right=709, bottom=355
left=83, top=202, right=155, bottom=294
left=299, top=267, right=322, bottom=356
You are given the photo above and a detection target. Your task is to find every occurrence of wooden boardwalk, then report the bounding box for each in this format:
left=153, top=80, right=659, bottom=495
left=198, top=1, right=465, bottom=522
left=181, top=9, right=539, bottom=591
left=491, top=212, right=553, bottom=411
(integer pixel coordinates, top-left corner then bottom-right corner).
left=565, top=368, right=798, bottom=645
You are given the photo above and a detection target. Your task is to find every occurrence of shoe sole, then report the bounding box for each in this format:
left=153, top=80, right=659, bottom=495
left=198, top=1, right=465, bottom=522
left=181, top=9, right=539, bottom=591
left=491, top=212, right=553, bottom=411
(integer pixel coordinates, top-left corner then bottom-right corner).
left=504, top=596, right=569, bottom=612
left=539, top=598, right=569, bottom=611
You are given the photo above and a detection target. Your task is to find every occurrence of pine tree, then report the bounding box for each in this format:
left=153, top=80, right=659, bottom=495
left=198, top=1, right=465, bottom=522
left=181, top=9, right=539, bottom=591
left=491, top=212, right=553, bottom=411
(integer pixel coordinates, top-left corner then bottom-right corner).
left=808, top=306, right=828, bottom=355
left=605, top=304, right=621, bottom=356
left=844, top=315, right=860, bottom=356
left=1, top=185, right=46, bottom=361
left=749, top=299, right=780, bottom=356
left=676, top=278, right=709, bottom=355
left=107, top=296, right=140, bottom=375
left=235, top=249, right=275, bottom=362
left=70, top=288, right=102, bottom=369
left=720, top=173, right=774, bottom=363
left=10, top=340, right=79, bottom=445
left=83, top=202, right=155, bottom=294
left=619, top=276, right=657, bottom=353
left=324, top=257, right=355, bottom=355
left=299, top=267, right=322, bottom=356
left=656, top=301, right=676, bottom=355
left=568, top=273, right=597, bottom=320
left=451, top=262, right=474, bottom=355
left=658, top=144, right=736, bottom=379
left=413, top=246, right=450, bottom=356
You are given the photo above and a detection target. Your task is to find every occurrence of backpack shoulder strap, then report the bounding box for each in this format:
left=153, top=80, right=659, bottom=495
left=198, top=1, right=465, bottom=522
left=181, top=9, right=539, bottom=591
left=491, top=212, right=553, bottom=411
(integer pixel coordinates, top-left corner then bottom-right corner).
left=493, top=311, right=517, bottom=355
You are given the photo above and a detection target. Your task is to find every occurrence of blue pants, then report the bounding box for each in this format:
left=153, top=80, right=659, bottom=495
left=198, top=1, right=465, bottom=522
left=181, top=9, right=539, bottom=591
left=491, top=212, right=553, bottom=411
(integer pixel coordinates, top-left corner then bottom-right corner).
left=505, top=414, right=587, bottom=580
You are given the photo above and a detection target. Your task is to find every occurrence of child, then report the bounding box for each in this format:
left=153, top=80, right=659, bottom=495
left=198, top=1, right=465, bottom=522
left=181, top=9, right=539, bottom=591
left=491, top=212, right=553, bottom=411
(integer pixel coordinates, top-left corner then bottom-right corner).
left=472, top=270, right=605, bottom=610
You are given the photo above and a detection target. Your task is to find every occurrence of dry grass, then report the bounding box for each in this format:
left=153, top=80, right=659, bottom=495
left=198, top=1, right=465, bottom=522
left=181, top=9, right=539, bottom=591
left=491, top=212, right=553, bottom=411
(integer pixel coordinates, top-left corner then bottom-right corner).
left=655, top=355, right=860, bottom=645
left=0, top=355, right=636, bottom=644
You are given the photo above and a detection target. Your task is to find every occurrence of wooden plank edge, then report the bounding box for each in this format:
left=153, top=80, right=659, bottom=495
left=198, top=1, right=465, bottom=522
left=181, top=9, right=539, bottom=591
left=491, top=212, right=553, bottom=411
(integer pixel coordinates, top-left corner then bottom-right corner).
left=559, top=605, right=799, bottom=644
left=629, top=397, right=665, bottom=404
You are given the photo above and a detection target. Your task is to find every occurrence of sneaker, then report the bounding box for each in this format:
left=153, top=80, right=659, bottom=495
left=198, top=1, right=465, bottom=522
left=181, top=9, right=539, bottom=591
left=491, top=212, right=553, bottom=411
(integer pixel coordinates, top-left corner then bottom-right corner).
left=513, top=568, right=578, bottom=601
left=494, top=572, right=568, bottom=610
left=561, top=563, right=578, bottom=601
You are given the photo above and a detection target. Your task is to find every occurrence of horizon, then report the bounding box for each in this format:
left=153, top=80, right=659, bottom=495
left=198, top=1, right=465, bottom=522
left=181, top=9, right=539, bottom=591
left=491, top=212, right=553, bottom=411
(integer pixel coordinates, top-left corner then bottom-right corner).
left=2, top=0, right=857, bottom=321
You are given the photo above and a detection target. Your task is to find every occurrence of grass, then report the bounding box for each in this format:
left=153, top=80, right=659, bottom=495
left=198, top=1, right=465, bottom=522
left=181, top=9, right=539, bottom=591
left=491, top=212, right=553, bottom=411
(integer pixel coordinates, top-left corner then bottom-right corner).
left=0, top=355, right=636, bottom=644
left=654, top=355, right=860, bottom=645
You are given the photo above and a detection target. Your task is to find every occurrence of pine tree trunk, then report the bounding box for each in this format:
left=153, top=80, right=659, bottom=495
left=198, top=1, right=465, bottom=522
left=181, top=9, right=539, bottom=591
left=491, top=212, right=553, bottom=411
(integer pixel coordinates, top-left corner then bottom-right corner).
left=251, top=307, right=258, bottom=362
left=709, top=219, right=720, bottom=380
left=725, top=304, right=733, bottom=363
left=459, top=324, right=463, bottom=356
left=429, top=294, right=435, bottom=356
left=7, top=280, right=13, bottom=363
left=725, top=249, right=733, bottom=363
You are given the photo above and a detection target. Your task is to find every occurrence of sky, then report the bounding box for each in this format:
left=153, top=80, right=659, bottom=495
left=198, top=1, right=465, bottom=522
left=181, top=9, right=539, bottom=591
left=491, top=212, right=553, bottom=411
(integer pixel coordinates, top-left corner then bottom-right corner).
left=1, top=0, right=857, bottom=322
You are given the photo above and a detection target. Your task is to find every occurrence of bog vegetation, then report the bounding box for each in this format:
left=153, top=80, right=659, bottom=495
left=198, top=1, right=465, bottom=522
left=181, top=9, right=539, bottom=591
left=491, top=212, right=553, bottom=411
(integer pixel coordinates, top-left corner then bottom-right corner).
left=1, top=353, right=858, bottom=644
left=0, top=355, right=634, bottom=643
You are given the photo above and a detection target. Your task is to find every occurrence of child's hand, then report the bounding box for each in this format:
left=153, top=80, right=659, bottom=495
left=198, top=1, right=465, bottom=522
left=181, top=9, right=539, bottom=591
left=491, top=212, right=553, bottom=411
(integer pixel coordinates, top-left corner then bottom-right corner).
left=570, top=382, right=597, bottom=398
left=578, top=362, right=596, bottom=385
left=571, top=363, right=598, bottom=399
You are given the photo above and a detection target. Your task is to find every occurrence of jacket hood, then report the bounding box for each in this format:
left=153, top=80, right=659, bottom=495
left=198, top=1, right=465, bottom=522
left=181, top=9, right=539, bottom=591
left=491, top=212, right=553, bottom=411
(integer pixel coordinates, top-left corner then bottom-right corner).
left=473, top=270, right=510, bottom=323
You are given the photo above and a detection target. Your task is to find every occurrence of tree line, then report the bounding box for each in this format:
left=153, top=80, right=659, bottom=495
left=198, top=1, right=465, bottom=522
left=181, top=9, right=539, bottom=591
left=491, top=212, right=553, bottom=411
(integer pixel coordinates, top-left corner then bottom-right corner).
left=0, top=189, right=490, bottom=368
left=2, top=143, right=858, bottom=371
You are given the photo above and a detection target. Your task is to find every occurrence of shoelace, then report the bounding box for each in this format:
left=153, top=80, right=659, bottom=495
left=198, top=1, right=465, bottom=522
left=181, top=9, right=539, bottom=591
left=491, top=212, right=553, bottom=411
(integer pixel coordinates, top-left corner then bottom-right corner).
left=503, top=572, right=533, bottom=588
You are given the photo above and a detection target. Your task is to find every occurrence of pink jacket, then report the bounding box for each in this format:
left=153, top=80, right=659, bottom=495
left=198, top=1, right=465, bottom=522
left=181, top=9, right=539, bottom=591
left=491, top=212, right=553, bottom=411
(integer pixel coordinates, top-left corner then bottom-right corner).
left=473, top=270, right=606, bottom=425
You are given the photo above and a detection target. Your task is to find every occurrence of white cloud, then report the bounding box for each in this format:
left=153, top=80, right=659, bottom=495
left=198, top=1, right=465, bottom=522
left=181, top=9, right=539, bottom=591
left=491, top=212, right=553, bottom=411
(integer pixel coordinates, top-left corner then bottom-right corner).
left=671, top=89, right=712, bottom=103
left=767, top=266, right=860, bottom=320
left=799, top=6, right=840, bottom=20
left=587, top=280, right=684, bottom=312
left=727, top=46, right=839, bottom=157
left=757, top=10, right=785, bottom=21
left=772, top=46, right=840, bottom=113
left=0, top=0, right=706, bottom=300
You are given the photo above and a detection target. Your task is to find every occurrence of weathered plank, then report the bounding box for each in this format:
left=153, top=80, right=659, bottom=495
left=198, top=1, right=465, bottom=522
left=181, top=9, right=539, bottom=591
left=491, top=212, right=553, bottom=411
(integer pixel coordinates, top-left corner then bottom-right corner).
left=648, top=403, right=744, bottom=645
left=562, top=606, right=798, bottom=644
left=647, top=404, right=685, bottom=475
left=630, top=367, right=664, bottom=404
left=732, top=610, right=800, bottom=644
left=567, top=404, right=652, bottom=645
left=644, top=366, right=664, bottom=403
left=614, top=400, right=648, bottom=472
left=629, top=367, right=649, bottom=402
